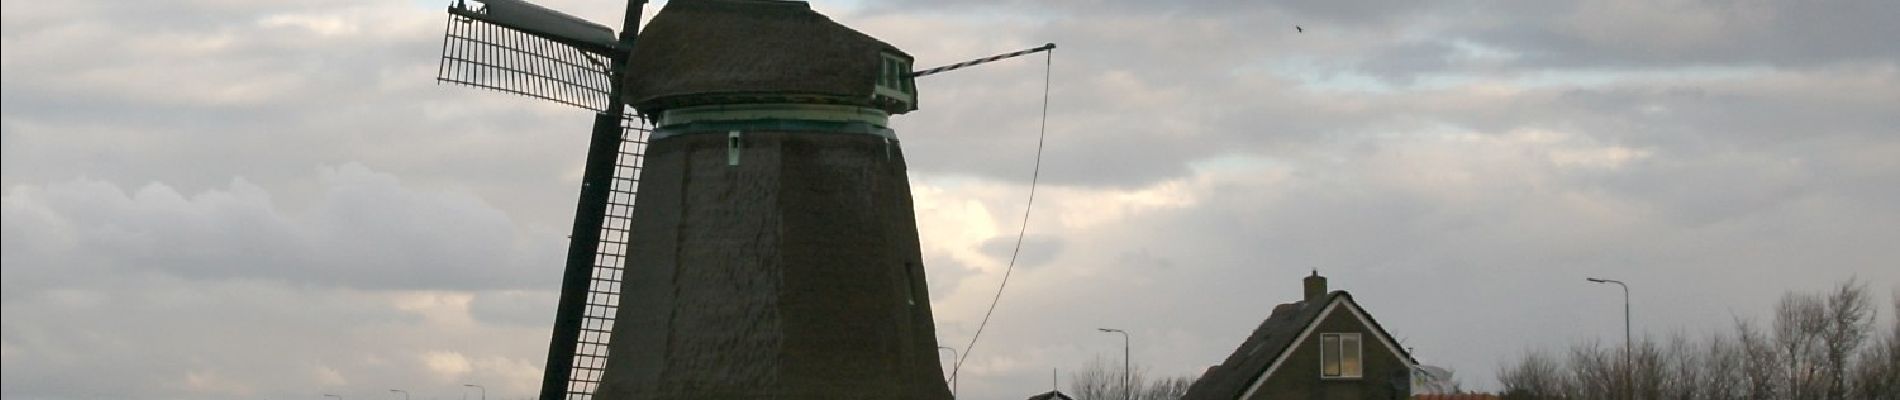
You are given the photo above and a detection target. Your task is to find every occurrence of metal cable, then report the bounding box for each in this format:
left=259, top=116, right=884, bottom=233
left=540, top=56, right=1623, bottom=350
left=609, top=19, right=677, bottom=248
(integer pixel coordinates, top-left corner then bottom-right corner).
left=955, top=47, right=1054, bottom=377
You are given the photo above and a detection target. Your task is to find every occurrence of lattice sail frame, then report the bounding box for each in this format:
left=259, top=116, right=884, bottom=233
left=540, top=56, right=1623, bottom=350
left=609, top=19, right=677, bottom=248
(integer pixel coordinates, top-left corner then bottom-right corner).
left=437, top=4, right=616, bottom=112
left=434, top=1, right=647, bottom=397
left=558, top=113, right=648, bottom=399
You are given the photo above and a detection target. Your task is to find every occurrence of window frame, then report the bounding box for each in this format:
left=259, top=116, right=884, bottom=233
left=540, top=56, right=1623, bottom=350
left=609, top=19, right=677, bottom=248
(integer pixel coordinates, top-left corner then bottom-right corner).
left=877, top=56, right=904, bottom=90
left=1319, top=332, right=1364, bottom=379
left=872, top=52, right=917, bottom=110
left=882, top=59, right=898, bottom=88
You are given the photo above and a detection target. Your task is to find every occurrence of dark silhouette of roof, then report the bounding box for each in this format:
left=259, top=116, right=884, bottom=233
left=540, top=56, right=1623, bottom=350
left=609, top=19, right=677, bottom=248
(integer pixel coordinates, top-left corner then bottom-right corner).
left=1025, top=390, right=1075, bottom=400
left=1179, top=291, right=1418, bottom=400
left=1413, top=394, right=1502, bottom=400
left=621, top=0, right=908, bottom=112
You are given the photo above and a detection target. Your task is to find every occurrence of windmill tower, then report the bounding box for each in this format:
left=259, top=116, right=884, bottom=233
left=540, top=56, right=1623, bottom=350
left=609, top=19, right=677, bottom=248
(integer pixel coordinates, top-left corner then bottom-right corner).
left=595, top=1, right=948, bottom=398
left=434, top=0, right=1051, bottom=398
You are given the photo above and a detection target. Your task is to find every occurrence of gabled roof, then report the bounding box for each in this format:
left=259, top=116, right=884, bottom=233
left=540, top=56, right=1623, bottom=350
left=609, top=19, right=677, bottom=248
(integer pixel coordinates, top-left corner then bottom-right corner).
left=1180, top=291, right=1418, bottom=400
left=1025, top=390, right=1075, bottom=400
left=621, top=0, right=907, bottom=112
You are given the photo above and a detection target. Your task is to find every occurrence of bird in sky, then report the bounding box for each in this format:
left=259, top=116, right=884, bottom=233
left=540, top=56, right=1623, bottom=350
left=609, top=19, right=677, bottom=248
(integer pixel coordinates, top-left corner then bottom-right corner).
left=1296, top=25, right=1303, bottom=33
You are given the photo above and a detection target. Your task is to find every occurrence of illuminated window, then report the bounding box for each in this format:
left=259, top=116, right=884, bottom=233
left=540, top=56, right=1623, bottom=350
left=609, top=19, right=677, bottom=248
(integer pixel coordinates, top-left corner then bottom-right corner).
left=1320, top=333, right=1362, bottom=378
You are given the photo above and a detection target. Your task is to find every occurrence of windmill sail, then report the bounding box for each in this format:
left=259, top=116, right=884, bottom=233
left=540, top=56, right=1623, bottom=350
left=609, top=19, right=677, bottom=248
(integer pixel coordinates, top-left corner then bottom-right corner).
left=437, top=0, right=620, bottom=111
left=475, top=0, right=618, bottom=49
left=432, top=1, right=655, bottom=398
left=559, top=114, right=648, bottom=400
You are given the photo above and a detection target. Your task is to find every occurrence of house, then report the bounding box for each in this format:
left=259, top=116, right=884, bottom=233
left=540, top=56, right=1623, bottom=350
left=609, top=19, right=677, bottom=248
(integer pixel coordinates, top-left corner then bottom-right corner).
left=1181, top=272, right=1420, bottom=400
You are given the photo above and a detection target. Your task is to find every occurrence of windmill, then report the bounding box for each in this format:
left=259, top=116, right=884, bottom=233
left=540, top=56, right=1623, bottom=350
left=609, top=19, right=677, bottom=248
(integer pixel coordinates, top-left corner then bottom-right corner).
left=433, top=0, right=1052, bottom=398
left=436, top=1, right=647, bottom=399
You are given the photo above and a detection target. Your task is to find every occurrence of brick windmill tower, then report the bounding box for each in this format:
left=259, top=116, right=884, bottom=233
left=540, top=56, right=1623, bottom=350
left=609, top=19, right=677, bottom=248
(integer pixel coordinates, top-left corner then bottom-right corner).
left=595, top=1, right=950, bottom=398
left=434, top=0, right=1051, bottom=397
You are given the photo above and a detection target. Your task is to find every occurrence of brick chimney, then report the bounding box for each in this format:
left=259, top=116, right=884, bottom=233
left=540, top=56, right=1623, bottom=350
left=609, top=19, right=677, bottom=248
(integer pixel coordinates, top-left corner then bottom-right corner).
left=1304, top=270, right=1327, bottom=302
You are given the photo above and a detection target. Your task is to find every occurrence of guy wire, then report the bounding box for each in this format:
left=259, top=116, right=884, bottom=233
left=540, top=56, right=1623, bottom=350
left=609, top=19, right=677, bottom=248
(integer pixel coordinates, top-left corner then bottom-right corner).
left=955, top=47, right=1054, bottom=377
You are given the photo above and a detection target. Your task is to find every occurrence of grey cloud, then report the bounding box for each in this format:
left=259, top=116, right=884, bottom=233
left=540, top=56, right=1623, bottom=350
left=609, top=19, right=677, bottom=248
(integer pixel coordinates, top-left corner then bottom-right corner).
left=862, top=0, right=1877, bottom=79
left=1, top=0, right=599, bottom=233
left=869, top=0, right=1896, bottom=189
left=468, top=290, right=560, bottom=327
left=1, top=277, right=550, bottom=400
left=922, top=250, right=983, bottom=301
left=1, top=164, right=563, bottom=291
left=980, top=234, right=1066, bottom=269
left=1454, top=0, right=1900, bottom=69
left=1351, top=41, right=1463, bottom=83
left=864, top=0, right=1428, bottom=24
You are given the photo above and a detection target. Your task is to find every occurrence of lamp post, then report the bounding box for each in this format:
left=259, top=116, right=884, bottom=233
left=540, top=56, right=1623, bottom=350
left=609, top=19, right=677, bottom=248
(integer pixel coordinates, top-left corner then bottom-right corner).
left=1587, top=277, right=1631, bottom=400
left=1097, top=328, right=1130, bottom=400
left=388, top=389, right=408, bottom=400
left=463, top=384, right=485, bottom=400
left=937, top=346, right=959, bottom=398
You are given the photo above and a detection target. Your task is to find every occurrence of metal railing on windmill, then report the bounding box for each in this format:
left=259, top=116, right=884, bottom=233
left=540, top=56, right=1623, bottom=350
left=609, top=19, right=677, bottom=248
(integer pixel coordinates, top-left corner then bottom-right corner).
left=433, top=0, right=1054, bottom=399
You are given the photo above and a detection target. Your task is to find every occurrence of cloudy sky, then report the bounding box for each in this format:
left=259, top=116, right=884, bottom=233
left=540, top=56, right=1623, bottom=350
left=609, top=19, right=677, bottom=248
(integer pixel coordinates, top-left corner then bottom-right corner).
left=3, top=0, right=1897, bottom=398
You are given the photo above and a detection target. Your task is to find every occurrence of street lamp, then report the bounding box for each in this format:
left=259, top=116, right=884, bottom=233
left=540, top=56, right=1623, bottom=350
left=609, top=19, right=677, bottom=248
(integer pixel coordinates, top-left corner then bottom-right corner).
left=463, top=384, right=485, bottom=400
left=937, top=346, right=959, bottom=398
left=1098, top=328, right=1130, bottom=400
left=389, top=389, right=409, bottom=400
left=1587, top=277, right=1632, bottom=399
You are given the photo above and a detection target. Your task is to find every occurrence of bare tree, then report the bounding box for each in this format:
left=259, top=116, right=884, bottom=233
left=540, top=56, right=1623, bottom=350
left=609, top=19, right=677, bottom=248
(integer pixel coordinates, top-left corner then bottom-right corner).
left=1499, top=350, right=1567, bottom=399
left=1660, top=333, right=1701, bottom=399
left=1067, top=356, right=1194, bottom=400
left=1631, top=337, right=1671, bottom=400
left=1569, top=341, right=1621, bottom=398
left=1702, top=331, right=1747, bottom=399
left=1820, top=278, right=1873, bottom=399
left=1498, top=279, right=1891, bottom=400
left=1850, top=291, right=1899, bottom=400
left=1774, top=292, right=1829, bottom=399
left=1736, top=318, right=1782, bottom=399
left=1069, top=356, right=1123, bottom=400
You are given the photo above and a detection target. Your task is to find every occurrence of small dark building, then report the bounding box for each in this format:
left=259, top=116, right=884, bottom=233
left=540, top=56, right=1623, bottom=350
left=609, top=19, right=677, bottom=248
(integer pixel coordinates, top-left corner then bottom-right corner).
left=1181, top=272, right=1420, bottom=400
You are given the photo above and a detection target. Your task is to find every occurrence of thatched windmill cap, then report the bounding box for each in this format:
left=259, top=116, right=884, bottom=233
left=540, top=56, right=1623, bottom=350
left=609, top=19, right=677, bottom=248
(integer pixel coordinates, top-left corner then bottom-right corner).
left=623, top=0, right=915, bottom=114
